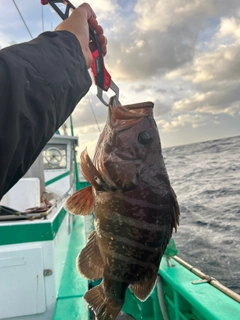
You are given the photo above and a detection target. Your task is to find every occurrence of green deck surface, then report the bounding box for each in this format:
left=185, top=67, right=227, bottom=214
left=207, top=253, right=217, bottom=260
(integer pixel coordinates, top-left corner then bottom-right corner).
left=122, top=287, right=163, bottom=320
left=54, top=297, right=88, bottom=320
left=54, top=215, right=240, bottom=320
left=54, top=216, right=89, bottom=320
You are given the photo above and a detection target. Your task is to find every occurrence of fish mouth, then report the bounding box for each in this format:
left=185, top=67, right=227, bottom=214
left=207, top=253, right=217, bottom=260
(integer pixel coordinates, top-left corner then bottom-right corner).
left=108, top=96, right=154, bottom=131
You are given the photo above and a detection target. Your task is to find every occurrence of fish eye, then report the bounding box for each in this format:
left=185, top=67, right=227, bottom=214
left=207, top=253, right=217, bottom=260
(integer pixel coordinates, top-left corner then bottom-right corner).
left=138, top=132, right=152, bottom=145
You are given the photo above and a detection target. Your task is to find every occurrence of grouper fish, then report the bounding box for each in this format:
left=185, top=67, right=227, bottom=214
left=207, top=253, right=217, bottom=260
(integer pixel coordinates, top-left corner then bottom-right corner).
left=65, top=96, right=180, bottom=320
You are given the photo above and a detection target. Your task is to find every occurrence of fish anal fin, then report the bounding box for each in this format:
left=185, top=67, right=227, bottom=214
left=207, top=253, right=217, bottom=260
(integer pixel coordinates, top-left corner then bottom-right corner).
left=84, top=282, right=123, bottom=320
left=129, top=269, right=158, bottom=302
left=65, top=186, right=94, bottom=215
left=77, top=231, right=103, bottom=280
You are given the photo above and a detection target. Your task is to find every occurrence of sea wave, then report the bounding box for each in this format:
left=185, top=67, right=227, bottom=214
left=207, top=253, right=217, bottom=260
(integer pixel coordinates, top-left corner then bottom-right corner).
left=163, top=135, right=240, bottom=294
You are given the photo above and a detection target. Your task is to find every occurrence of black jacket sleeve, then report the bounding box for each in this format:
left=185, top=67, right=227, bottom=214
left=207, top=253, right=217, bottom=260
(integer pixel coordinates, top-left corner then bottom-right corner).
left=0, top=31, right=92, bottom=199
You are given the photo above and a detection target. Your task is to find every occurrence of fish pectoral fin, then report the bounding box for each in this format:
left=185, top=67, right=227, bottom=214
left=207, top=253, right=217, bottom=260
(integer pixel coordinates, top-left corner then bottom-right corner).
left=77, top=231, right=104, bottom=280
left=129, top=269, right=158, bottom=302
left=65, top=186, right=94, bottom=215
left=84, top=282, right=123, bottom=320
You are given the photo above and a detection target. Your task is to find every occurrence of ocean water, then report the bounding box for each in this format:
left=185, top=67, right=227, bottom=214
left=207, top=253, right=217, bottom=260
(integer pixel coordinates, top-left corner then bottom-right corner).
left=163, top=135, right=240, bottom=294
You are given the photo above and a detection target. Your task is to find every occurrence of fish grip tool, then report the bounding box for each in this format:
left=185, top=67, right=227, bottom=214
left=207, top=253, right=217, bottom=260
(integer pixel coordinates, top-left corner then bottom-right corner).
left=41, top=0, right=119, bottom=106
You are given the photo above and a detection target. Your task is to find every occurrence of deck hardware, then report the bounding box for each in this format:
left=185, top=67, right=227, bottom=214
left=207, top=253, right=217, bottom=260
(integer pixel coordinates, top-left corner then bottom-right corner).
left=43, top=269, right=53, bottom=276
left=192, top=275, right=216, bottom=285
left=166, top=257, right=175, bottom=267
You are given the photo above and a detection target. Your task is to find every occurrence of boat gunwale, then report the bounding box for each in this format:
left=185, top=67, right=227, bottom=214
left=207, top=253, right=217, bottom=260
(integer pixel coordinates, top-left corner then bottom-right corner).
left=172, top=255, right=240, bottom=304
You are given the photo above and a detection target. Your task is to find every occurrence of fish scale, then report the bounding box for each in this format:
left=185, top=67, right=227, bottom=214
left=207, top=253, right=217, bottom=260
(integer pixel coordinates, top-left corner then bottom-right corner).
left=66, top=96, right=180, bottom=320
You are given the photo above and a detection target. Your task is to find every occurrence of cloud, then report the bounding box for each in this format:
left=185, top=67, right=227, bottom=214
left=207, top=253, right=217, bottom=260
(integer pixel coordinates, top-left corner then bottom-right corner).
left=73, top=0, right=119, bottom=19
left=4, top=0, right=240, bottom=83
left=135, top=0, right=214, bottom=32
left=2, top=0, right=239, bottom=149
left=156, top=88, right=167, bottom=93
left=132, top=84, right=152, bottom=93
left=157, top=114, right=207, bottom=133
left=153, top=99, right=172, bottom=116
left=135, top=0, right=240, bottom=33
left=104, top=0, right=240, bottom=81
left=107, top=26, right=196, bottom=80
left=217, top=17, right=240, bottom=39
left=173, top=84, right=240, bottom=116
left=191, top=45, right=240, bottom=83
left=164, top=13, right=240, bottom=117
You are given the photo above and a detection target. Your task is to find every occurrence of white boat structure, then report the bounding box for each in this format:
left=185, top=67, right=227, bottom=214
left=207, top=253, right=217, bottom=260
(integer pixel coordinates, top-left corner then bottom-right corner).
left=0, top=134, right=88, bottom=320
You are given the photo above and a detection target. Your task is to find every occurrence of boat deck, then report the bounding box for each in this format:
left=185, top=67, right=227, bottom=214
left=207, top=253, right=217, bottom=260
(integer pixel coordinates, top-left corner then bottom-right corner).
left=53, top=216, right=89, bottom=320
left=54, top=215, right=240, bottom=320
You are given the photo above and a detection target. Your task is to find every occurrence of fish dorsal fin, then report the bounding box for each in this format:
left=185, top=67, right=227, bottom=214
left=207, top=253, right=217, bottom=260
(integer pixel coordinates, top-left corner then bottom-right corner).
left=65, top=186, right=94, bottom=215
left=129, top=268, right=158, bottom=301
left=77, top=230, right=104, bottom=280
left=80, top=148, right=107, bottom=190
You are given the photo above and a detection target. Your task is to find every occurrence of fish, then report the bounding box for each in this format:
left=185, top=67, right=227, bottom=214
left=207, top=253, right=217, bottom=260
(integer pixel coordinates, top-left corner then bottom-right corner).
left=65, top=96, right=180, bottom=320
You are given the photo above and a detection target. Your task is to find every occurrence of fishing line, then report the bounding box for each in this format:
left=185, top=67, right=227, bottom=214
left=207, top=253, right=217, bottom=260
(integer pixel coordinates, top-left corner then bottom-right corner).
left=88, top=96, right=101, bottom=133
left=12, top=0, right=33, bottom=39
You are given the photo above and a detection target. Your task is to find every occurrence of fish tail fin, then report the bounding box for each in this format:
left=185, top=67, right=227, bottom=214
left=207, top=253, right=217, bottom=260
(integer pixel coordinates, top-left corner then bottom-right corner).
left=84, top=283, right=123, bottom=320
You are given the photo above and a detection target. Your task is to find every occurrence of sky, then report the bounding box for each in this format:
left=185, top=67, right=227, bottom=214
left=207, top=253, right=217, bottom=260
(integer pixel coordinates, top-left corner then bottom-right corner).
left=1, top=0, right=240, bottom=157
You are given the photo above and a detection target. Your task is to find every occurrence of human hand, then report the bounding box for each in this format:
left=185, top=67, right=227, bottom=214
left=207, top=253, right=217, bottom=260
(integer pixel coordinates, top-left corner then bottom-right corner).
left=55, top=3, right=107, bottom=68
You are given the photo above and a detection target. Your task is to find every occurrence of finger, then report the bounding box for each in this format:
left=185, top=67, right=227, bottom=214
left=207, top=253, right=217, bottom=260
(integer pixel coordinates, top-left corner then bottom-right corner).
left=98, top=34, right=105, bottom=45
left=88, top=16, right=99, bottom=30
left=95, top=25, right=103, bottom=36
left=98, top=34, right=107, bottom=55
left=101, top=44, right=107, bottom=56
left=78, top=3, right=97, bottom=20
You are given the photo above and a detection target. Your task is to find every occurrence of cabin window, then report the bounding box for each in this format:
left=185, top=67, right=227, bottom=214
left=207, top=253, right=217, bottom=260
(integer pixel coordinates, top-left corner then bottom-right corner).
left=43, top=144, right=67, bottom=169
